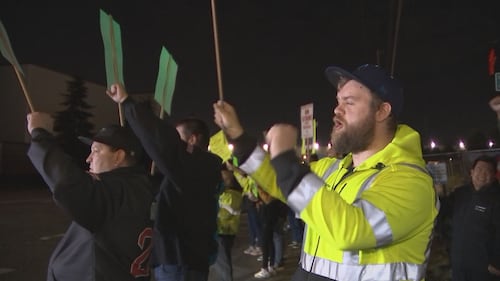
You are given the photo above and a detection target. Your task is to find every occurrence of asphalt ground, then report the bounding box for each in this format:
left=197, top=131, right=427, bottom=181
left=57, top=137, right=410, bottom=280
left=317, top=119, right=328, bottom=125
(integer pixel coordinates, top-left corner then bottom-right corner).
left=0, top=182, right=301, bottom=281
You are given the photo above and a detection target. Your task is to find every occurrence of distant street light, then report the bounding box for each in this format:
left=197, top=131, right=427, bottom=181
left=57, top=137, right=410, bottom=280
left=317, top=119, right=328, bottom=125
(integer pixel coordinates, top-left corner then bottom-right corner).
left=430, top=140, right=436, bottom=150
left=488, top=140, right=495, bottom=148
left=458, top=140, right=466, bottom=150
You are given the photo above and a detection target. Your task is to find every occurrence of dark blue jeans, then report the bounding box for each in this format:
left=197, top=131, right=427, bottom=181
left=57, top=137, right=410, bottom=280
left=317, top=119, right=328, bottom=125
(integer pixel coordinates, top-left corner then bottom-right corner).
left=246, top=198, right=262, bottom=247
left=288, top=208, right=304, bottom=243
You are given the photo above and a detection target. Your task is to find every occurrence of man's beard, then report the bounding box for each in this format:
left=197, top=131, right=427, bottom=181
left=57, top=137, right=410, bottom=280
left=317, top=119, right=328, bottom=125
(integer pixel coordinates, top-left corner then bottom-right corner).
left=331, top=115, right=375, bottom=156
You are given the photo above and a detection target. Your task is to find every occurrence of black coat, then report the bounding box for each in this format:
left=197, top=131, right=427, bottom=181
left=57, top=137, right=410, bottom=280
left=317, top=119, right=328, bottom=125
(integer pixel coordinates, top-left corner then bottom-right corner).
left=122, top=98, right=221, bottom=271
left=28, top=129, right=154, bottom=281
left=446, top=181, right=500, bottom=275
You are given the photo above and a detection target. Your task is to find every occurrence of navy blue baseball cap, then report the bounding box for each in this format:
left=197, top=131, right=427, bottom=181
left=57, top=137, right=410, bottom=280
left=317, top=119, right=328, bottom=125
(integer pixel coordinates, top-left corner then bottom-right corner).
left=325, top=64, right=404, bottom=117
left=78, top=125, right=142, bottom=159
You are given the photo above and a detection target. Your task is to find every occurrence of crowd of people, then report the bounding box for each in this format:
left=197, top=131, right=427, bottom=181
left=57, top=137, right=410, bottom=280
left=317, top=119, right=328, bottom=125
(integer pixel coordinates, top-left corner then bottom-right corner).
left=229, top=162, right=301, bottom=279
left=25, top=63, right=500, bottom=281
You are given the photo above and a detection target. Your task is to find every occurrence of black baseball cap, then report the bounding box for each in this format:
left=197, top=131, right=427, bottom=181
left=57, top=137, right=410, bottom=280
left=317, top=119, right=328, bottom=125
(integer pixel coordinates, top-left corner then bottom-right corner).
left=325, top=64, right=404, bottom=117
left=78, top=125, right=142, bottom=158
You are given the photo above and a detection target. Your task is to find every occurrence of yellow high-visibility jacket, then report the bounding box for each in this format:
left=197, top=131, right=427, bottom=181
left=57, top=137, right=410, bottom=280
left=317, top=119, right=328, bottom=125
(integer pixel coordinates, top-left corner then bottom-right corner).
left=233, top=125, right=438, bottom=281
left=217, top=189, right=242, bottom=235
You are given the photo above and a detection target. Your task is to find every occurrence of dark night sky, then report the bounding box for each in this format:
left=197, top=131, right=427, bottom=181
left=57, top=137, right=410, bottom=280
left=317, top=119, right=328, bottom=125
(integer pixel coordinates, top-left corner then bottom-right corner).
left=1, top=0, right=500, bottom=147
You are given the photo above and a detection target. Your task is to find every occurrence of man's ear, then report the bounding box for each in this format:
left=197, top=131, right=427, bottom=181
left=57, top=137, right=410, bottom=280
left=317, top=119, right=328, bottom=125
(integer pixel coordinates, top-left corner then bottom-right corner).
left=376, top=102, right=392, bottom=122
left=188, top=134, right=198, bottom=146
left=114, top=149, right=127, bottom=166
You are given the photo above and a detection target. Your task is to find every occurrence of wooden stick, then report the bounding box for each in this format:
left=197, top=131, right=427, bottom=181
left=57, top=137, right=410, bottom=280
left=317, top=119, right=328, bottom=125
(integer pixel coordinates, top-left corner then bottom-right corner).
left=150, top=160, right=157, bottom=175
left=390, top=0, right=403, bottom=76
left=210, top=0, right=224, bottom=101
left=0, top=29, right=34, bottom=112
left=13, top=65, right=34, bottom=113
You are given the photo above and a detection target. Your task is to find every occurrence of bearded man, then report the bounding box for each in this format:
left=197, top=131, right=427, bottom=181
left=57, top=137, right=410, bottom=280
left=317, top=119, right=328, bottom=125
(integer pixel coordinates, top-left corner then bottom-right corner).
left=212, top=64, right=438, bottom=281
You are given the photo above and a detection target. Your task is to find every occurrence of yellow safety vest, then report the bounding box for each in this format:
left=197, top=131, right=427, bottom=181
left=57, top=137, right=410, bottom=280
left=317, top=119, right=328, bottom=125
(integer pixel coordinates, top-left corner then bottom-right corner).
left=237, top=125, right=438, bottom=281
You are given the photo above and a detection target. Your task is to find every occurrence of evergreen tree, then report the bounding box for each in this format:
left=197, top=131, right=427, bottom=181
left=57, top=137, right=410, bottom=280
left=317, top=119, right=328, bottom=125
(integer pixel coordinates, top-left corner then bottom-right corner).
left=53, top=76, right=94, bottom=167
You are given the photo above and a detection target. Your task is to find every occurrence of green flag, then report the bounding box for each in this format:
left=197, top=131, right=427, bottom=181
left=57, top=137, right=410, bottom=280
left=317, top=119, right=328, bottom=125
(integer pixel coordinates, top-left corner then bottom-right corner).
left=0, top=20, right=24, bottom=75
left=154, top=46, right=178, bottom=115
left=99, top=9, right=124, bottom=87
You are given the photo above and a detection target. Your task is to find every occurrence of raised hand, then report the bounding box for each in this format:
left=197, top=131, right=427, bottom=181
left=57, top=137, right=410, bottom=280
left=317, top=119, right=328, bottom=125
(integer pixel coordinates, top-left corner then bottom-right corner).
left=27, top=112, right=54, bottom=135
left=265, top=124, right=298, bottom=158
left=106, top=83, right=129, bottom=104
left=213, top=100, right=244, bottom=139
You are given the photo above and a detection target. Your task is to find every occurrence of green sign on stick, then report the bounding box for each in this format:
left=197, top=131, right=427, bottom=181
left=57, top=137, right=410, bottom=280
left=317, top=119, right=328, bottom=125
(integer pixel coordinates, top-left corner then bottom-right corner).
left=99, top=9, right=124, bottom=88
left=154, top=47, right=178, bottom=115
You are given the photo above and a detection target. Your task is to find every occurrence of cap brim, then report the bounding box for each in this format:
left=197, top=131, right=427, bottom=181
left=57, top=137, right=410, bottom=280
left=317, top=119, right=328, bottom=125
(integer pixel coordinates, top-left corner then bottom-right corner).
left=325, top=66, right=358, bottom=89
left=78, top=136, right=93, bottom=146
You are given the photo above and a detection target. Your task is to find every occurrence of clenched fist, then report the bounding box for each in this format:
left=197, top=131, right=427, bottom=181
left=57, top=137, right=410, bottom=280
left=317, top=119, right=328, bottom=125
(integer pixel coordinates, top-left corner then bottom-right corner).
left=265, top=124, right=298, bottom=158
left=27, top=112, right=54, bottom=135
left=106, top=83, right=129, bottom=104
